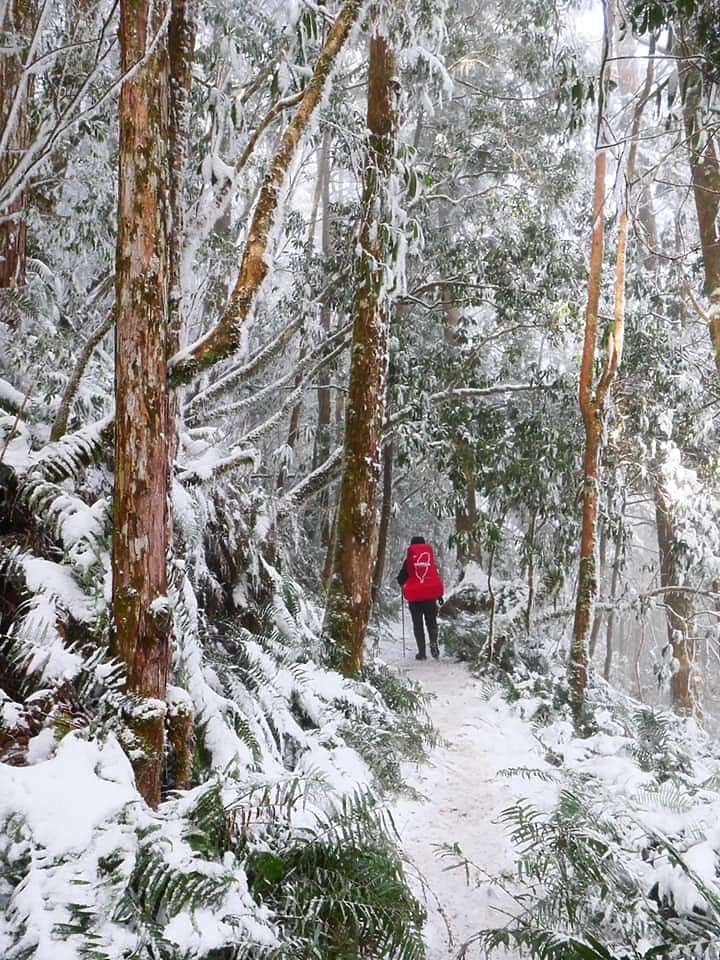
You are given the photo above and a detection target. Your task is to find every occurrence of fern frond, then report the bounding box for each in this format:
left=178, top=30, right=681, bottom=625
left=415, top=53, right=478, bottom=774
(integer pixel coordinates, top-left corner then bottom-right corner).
left=115, top=838, right=234, bottom=924
left=25, top=416, right=113, bottom=484
left=632, top=784, right=693, bottom=815
left=631, top=706, right=689, bottom=777
left=498, top=766, right=559, bottom=782
left=17, top=473, right=109, bottom=571
left=0, top=543, right=27, bottom=591
left=466, top=928, right=622, bottom=960
left=243, top=787, right=425, bottom=960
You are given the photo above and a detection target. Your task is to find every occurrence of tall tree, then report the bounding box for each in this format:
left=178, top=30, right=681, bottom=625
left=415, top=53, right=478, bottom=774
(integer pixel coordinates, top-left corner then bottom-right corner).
left=678, top=12, right=720, bottom=371
left=111, top=0, right=173, bottom=808
left=325, top=21, right=398, bottom=676
left=569, top=4, right=651, bottom=718
left=0, top=0, right=34, bottom=297
left=110, top=0, right=365, bottom=802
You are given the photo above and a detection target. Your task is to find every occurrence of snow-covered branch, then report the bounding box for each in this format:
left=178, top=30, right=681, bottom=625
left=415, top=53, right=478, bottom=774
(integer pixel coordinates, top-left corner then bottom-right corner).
left=385, top=381, right=538, bottom=432
left=277, top=445, right=343, bottom=513
left=186, top=322, right=352, bottom=426
left=50, top=311, right=115, bottom=442
left=169, top=0, right=368, bottom=386
left=183, top=317, right=306, bottom=416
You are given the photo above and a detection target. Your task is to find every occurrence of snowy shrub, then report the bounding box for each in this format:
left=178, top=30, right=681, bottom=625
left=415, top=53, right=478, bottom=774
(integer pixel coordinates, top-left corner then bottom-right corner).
left=0, top=433, right=434, bottom=958
left=466, top=685, right=720, bottom=960
left=440, top=570, right=529, bottom=667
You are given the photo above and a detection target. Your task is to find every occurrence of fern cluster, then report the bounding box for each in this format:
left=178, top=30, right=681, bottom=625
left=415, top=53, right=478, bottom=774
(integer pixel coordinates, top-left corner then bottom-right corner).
left=1, top=531, right=432, bottom=960
left=462, top=691, right=720, bottom=960
left=240, top=792, right=426, bottom=960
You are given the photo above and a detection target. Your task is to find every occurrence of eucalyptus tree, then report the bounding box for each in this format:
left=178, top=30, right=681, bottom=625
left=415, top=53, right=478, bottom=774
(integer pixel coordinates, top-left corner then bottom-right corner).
left=111, top=0, right=367, bottom=803
left=0, top=0, right=34, bottom=294
left=568, top=0, right=659, bottom=718
left=324, top=19, right=398, bottom=677
left=110, top=0, right=175, bottom=808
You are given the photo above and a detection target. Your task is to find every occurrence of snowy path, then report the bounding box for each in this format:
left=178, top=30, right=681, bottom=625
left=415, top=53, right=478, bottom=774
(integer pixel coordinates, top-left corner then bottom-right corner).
left=378, top=631, right=539, bottom=959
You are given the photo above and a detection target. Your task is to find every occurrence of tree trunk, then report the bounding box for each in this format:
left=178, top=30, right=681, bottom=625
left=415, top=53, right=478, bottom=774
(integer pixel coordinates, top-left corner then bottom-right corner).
left=569, top=121, right=607, bottom=716
left=111, top=0, right=173, bottom=808
left=654, top=482, right=698, bottom=713
left=440, top=286, right=482, bottom=564
left=314, top=130, right=334, bottom=547
left=524, top=507, right=538, bottom=634
left=588, top=523, right=607, bottom=660
left=0, top=0, right=34, bottom=298
left=603, top=529, right=622, bottom=682
left=570, top=7, right=648, bottom=719
left=679, top=36, right=720, bottom=371
left=372, top=436, right=393, bottom=605
left=324, top=28, right=397, bottom=677
left=168, top=0, right=197, bottom=360
left=454, top=449, right=482, bottom=564
left=486, top=535, right=498, bottom=661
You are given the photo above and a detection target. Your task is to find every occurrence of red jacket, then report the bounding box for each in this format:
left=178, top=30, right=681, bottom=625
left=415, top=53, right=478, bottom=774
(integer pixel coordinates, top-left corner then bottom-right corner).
left=398, top=543, right=444, bottom=603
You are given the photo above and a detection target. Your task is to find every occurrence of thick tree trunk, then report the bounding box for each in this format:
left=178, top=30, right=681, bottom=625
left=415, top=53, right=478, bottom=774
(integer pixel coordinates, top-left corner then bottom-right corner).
left=111, top=0, right=173, bottom=808
left=325, top=29, right=397, bottom=677
left=0, top=0, right=34, bottom=298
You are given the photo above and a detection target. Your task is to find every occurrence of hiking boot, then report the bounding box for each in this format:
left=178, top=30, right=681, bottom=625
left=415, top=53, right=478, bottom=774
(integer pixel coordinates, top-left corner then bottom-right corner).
left=415, top=653, right=426, bottom=660
left=429, top=637, right=439, bottom=659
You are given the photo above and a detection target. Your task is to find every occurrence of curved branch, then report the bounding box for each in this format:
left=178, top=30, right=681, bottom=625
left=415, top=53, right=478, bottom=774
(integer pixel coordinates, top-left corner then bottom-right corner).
left=277, top=445, right=343, bottom=512
left=169, top=0, right=366, bottom=386
left=50, top=310, right=115, bottom=442
left=186, top=321, right=352, bottom=425
left=183, top=315, right=305, bottom=416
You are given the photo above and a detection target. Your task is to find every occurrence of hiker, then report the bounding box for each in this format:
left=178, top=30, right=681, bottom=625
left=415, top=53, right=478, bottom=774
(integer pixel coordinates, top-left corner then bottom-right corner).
left=397, top=536, right=444, bottom=660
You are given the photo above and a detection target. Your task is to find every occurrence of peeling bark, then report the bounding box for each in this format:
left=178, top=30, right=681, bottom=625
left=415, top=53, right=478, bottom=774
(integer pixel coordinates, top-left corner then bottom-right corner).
left=325, top=27, right=397, bottom=677
left=570, top=7, right=650, bottom=719
left=111, top=0, right=173, bottom=808
left=0, top=0, right=34, bottom=298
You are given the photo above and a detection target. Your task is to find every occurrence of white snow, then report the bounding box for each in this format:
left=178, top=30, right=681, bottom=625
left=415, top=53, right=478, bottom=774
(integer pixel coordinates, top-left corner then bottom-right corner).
left=0, top=734, right=136, bottom=856
left=376, top=622, right=720, bottom=958
left=4, top=615, right=720, bottom=958
left=379, top=633, right=534, bottom=958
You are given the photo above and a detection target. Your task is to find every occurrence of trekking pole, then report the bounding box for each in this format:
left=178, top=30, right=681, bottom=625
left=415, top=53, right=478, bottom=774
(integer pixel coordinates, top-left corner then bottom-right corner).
left=401, top=594, right=406, bottom=658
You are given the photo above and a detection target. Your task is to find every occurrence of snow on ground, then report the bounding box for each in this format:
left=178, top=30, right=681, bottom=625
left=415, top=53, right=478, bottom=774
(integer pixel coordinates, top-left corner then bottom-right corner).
left=377, top=628, right=541, bottom=959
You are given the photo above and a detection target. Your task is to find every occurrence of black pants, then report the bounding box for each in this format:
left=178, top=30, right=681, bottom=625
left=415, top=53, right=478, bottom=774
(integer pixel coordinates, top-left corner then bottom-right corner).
left=409, top=600, right=439, bottom=658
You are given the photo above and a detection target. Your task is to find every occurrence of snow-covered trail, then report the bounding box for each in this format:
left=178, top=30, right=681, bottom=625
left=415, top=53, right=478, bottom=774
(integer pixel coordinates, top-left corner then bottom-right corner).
left=378, top=629, right=539, bottom=959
